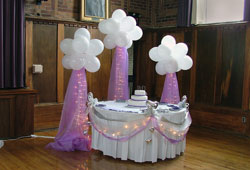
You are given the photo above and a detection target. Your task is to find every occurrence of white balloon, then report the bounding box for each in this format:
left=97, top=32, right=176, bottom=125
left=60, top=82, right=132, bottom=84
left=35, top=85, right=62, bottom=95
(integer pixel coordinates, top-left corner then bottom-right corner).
left=72, top=36, right=89, bottom=54
left=120, top=16, right=136, bottom=32
left=157, top=44, right=171, bottom=60
left=62, top=56, right=72, bottom=69
left=104, top=35, right=116, bottom=49
left=85, top=57, right=101, bottom=72
left=128, top=26, right=143, bottom=41
left=149, top=47, right=160, bottom=62
left=171, top=43, right=188, bottom=59
left=104, top=18, right=120, bottom=34
left=179, top=55, right=193, bottom=70
left=60, top=39, right=73, bottom=55
left=115, top=31, right=130, bottom=47
left=126, top=40, right=133, bottom=49
left=155, top=62, right=166, bottom=75
left=164, top=59, right=178, bottom=73
left=86, top=39, right=104, bottom=56
left=161, top=35, right=176, bottom=49
left=112, top=9, right=127, bottom=20
left=98, top=20, right=109, bottom=34
left=74, top=28, right=90, bottom=40
left=69, top=57, right=85, bottom=70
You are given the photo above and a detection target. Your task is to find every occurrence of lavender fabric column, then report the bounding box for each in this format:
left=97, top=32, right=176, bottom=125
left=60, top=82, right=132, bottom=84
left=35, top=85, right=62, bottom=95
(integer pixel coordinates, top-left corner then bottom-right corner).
left=160, top=73, right=180, bottom=104
left=47, top=68, right=91, bottom=151
left=108, top=46, right=129, bottom=100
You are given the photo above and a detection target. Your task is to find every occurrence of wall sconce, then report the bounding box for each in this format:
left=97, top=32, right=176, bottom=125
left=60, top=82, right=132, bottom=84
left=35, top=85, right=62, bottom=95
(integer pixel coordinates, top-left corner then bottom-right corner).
left=36, top=0, right=48, bottom=5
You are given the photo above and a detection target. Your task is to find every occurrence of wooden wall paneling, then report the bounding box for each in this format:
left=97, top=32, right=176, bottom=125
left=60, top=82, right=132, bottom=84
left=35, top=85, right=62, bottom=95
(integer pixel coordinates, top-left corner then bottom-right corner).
left=189, top=29, right=197, bottom=104
left=57, top=24, right=65, bottom=103
left=87, top=27, right=112, bottom=100
left=195, top=29, right=217, bottom=104
left=34, top=103, right=63, bottom=131
left=190, top=107, right=246, bottom=134
left=0, top=89, right=37, bottom=138
left=134, top=29, right=158, bottom=99
left=243, top=24, right=250, bottom=136
left=177, top=31, right=192, bottom=99
left=15, top=94, right=35, bottom=137
left=213, top=29, right=223, bottom=105
left=0, top=96, right=15, bottom=138
left=242, top=24, right=250, bottom=111
left=63, top=26, right=77, bottom=97
left=33, top=23, right=57, bottom=103
left=220, top=26, right=245, bottom=108
left=25, top=21, right=33, bottom=88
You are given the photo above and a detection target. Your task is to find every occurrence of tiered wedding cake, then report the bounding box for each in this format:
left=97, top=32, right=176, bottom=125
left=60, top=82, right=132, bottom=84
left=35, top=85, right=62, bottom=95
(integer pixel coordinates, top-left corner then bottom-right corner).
left=128, top=90, right=148, bottom=107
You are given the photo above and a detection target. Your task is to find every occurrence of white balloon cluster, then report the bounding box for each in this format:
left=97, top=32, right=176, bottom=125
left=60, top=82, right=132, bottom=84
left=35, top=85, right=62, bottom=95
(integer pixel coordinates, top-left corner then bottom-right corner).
left=149, top=35, right=193, bottom=75
left=98, top=9, right=143, bottom=49
left=60, top=28, right=104, bottom=72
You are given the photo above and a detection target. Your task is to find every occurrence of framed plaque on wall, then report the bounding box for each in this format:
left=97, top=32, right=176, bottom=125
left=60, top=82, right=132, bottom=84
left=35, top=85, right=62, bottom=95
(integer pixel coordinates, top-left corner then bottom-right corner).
left=81, top=0, right=109, bottom=22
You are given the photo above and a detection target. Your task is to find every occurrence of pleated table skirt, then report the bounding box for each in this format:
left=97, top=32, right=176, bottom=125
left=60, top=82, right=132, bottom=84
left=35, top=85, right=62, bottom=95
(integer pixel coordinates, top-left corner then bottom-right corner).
left=91, top=122, right=186, bottom=163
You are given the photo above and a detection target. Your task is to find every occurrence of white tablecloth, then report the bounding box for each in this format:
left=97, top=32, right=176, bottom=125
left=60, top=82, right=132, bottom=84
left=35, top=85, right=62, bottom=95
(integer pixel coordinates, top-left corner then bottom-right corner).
left=90, top=101, right=190, bottom=163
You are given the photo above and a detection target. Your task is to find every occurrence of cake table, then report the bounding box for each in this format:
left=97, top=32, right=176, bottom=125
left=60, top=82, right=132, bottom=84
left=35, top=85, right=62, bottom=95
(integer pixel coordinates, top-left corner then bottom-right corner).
left=88, top=96, right=191, bottom=163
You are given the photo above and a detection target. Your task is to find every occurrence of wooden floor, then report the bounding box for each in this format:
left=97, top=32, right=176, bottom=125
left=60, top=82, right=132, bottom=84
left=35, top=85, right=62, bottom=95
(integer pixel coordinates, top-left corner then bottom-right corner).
left=0, top=126, right=250, bottom=170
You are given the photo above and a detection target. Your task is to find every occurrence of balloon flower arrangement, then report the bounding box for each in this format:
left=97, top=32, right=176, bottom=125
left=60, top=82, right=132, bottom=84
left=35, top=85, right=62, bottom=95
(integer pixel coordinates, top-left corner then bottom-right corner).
left=98, top=9, right=143, bottom=100
left=47, top=28, right=104, bottom=151
left=60, top=28, right=104, bottom=72
left=149, top=35, right=193, bottom=103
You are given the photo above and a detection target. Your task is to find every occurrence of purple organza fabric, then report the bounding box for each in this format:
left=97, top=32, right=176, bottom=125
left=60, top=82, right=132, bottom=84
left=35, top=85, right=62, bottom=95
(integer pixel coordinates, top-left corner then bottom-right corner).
left=108, top=46, right=129, bottom=100
left=89, top=109, right=192, bottom=144
left=47, top=68, right=91, bottom=151
left=160, top=73, right=180, bottom=104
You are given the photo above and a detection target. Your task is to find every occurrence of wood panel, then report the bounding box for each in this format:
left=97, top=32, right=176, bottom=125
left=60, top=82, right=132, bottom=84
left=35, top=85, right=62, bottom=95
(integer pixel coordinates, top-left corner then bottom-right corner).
left=242, top=24, right=250, bottom=111
left=25, top=21, right=33, bottom=88
left=220, top=26, right=245, bottom=108
left=15, top=94, right=35, bottom=137
left=0, top=89, right=37, bottom=139
left=189, top=30, right=197, bottom=104
left=0, top=96, right=15, bottom=138
left=33, top=23, right=57, bottom=103
left=134, top=29, right=158, bottom=99
left=57, top=24, right=65, bottom=103
left=190, top=105, right=246, bottom=133
left=87, top=27, right=112, bottom=100
left=177, top=31, right=192, bottom=98
left=195, top=29, right=217, bottom=104
left=34, top=103, right=63, bottom=131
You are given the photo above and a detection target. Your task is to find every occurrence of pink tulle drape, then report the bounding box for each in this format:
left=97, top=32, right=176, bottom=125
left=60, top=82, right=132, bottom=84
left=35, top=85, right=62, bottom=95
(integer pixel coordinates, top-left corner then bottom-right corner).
left=47, top=68, right=91, bottom=151
left=108, top=46, right=129, bottom=100
left=160, top=73, right=180, bottom=104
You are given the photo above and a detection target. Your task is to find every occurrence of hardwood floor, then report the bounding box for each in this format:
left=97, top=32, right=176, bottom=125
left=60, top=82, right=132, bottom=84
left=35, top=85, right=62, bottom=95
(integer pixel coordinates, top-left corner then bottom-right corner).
left=0, top=125, right=249, bottom=170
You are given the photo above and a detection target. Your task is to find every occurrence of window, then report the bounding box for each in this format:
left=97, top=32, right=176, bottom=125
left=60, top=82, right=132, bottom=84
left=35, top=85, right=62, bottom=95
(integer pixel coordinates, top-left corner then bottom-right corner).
left=192, top=0, right=245, bottom=25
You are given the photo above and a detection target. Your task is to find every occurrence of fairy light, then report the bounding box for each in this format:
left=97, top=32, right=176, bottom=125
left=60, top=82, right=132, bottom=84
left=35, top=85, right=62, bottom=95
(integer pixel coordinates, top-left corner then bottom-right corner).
left=124, top=125, right=128, bottom=129
left=134, top=124, right=138, bottom=129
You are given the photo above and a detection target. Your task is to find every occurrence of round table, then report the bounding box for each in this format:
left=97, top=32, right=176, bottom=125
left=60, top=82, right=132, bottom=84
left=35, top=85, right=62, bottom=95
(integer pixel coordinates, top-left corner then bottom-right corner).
left=89, top=100, right=191, bottom=163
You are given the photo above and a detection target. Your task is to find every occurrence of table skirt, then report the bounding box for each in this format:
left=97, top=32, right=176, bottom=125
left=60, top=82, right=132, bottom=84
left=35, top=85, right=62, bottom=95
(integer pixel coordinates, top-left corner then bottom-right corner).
left=91, top=121, right=186, bottom=163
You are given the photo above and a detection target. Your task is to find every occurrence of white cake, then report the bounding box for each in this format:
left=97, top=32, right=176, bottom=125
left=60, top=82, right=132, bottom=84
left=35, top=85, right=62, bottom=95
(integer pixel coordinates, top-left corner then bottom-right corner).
left=128, top=90, right=148, bottom=107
